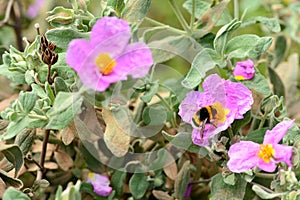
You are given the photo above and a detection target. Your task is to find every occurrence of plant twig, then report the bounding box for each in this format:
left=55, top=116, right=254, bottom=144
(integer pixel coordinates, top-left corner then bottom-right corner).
left=168, top=0, right=191, bottom=34
left=36, top=130, right=50, bottom=180
left=0, top=0, right=14, bottom=27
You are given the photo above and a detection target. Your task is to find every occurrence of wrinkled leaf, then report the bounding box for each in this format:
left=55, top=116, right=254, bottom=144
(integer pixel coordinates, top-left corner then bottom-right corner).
left=129, top=173, right=149, bottom=199
left=242, top=16, right=281, bottom=33
left=174, top=160, right=190, bottom=199
left=54, top=150, right=74, bottom=171
left=2, top=187, right=30, bottom=200
left=111, top=170, right=127, bottom=198
left=240, top=71, right=271, bottom=96
left=0, top=144, right=23, bottom=177
left=183, top=0, right=210, bottom=19
left=122, top=0, right=151, bottom=24
left=252, top=185, right=287, bottom=199
left=46, top=28, right=89, bottom=49
left=152, top=190, right=174, bottom=200
left=102, top=108, right=130, bottom=157
left=210, top=173, right=247, bottom=200
left=225, top=34, right=272, bottom=59
left=0, top=169, right=23, bottom=188
left=181, top=48, right=225, bottom=89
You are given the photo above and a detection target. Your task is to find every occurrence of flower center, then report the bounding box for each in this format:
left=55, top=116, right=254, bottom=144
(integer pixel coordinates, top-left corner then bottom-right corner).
left=234, top=75, right=245, bottom=81
left=95, top=53, right=116, bottom=75
left=257, top=144, right=275, bottom=163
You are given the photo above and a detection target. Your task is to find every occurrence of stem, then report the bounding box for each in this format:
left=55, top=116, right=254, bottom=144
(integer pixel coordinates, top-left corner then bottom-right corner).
left=249, top=182, right=276, bottom=194
left=11, top=0, right=24, bottom=51
left=0, top=0, right=14, bottom=27
left=258, top=114, right=267, bottom=129
left=234, top=0, right=239, bottom=19
left=190, top=0, right=196, bottom=30
left=228, top=127, right=234, bottom=139
left=47, top=64, right=53, bottom=84
left=36, top=130, right=50, bottom=180
left=254, top=172, right=276, bottom=179
left=168, top=0, right=191, bottom=34
left=155, top=93, right=177, bottom=127
left=190, top=178, right=211, bottom=184
left=144, top=17, right=186, bottom=35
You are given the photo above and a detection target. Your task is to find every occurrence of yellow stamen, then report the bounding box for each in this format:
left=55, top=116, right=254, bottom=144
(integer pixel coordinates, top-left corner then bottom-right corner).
left=257, top=144, right=275, bottom=163
left=211, top=102, right=228, bottom=124
left=235, top=75, right=245, bottom=81
left=95, top=53, right=116, bottom=75
left=88, top=172, right=95, bottom=180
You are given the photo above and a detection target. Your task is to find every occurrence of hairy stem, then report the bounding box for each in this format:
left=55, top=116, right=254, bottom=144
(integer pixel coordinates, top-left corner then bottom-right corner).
left=168, top=0, right=191, bottom=34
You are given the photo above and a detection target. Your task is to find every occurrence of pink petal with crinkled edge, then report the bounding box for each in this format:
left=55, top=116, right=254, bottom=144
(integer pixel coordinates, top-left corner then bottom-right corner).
left=224, top=80, right=253, bottom=120
left=264, top=120, right=294, bottom=144
left=178, top=91, right=213, bottom=124
left=233, top=59, right=255, bottom=80
left=90, top=16, right=130, bottom=52
left=66, top=39, right=91, bottom=72
left=227, top=141, right=260, bottom=173
left=115, top=42, right=153, bottom=78
left=202, top=74, right=226, bottom=105
left=273, top=144, right=293, bottom=167
left=257, top=159, right=277, bottom=172
left=87, top=173, right=112, bottom=197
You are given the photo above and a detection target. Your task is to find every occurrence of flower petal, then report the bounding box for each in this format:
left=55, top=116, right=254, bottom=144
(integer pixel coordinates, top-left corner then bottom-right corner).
left=66, top=39, right=91, bottom=72
left=179, top=91, right=212, bottom=124
left=257, top=159, right=277, bottom=172
left=227, top=141, right=260, bottom=173
left=90, top=16, right=130, bottom=55
left=115, top=42, right=153, bottom=78
left=264, top=120, right=294, bottom=144
left=224, top=80, right=253, bottom=119
left=203, top=74, right=226, bottom=105
left=192, top=129, right=211, bottom=146
left=273, top=144, right=293, bottom=167
left=87, top=173, right=112, bottom=197
left=233, top=59, right=255, bottom=80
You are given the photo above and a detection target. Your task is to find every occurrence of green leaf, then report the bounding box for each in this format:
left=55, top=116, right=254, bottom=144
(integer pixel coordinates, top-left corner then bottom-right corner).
left=18, top=91, right=37, bottom=113
left=242, top=17, right=281, bottom=33
left=181, top=48, right=225, bottom=89
left=54, top=77, right=69, bottom=94
left=252, top=185, right=287, bottom=199
left=122, top=0, right=151, bottom=24
left=0, top=117, right=30, bottom=140
left=174, top=160, right=190, bottom=199
left=245, top=128, right=268, bottom=144
left=46, top=28, right=89, bottom=49
left=210, top=173, right=247, bottom=200
left=142, top=105, right=167, bottom=126
left=140, top=82, right=159, bottom=103
left=231, top=111, right=251, bottom=134
left=183, top=0, right=210, bottom=19
left=46, top=6, right=75, bottom=26
left=0, top=144, right=23, bottom=177
left=107, top=0, right=125, bottom=15
left=2, top=187, right=30, bottom=200
left=240, top=71, right=271, bottom=95
left=46, top=92, right=83, bottom=130
left=162, top=131, right=208, bottom=156
left=148, top=35, right=195, bottom=64
left=0, top=169, right=23, bottom=188
left=225, top=34, right=272, bottom=59
left=45, top=82, right=55, bottom=105
left=129, top=173, right=149, bottom=199
left=214, top=19, right=241, bottom=55
left=31, top=84, right=48, bottom=99
left=111, top=170, right=127, bottom=197
left=268, top=67, right=285, bottom=98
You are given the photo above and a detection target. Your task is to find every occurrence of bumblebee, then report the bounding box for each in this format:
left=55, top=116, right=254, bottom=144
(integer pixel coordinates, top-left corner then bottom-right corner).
left=191, top=102, right=226, bottom=137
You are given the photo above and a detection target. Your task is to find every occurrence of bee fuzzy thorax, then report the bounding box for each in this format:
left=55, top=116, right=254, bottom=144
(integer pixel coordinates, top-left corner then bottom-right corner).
left=191, top=102, right=227, bottom=130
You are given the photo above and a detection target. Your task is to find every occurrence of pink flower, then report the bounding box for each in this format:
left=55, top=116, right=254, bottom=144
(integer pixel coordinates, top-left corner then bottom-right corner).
left=233, top=59, right=255, bottom=80
left=227, top=120, right=294, bottom=173
left=87, top=173, right=112, bottom=196
left=27, top=0, right=46, bottom=19
left=179, top=74, right=253, bottom=146
left=66, top=16, right=153, bottom=91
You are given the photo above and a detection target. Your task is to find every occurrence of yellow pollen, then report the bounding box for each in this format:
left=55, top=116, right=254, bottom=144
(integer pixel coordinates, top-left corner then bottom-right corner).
left=257, top=144, right=275, bottom=163
left=235, top=75, right=245, bottom=81
left=88, top=172, right=95, bottom=180
left=95, top=53, right=116, bottom=75
left=211, top=102, right=228, bottom=124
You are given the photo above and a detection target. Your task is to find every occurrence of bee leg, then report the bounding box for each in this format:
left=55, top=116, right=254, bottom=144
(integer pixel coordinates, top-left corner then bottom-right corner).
left=200, top=118, right=208, bottom=139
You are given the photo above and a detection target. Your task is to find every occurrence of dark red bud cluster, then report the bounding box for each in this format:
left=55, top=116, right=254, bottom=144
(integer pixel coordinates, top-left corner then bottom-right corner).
left=40, top=35, right=58, bottom=65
